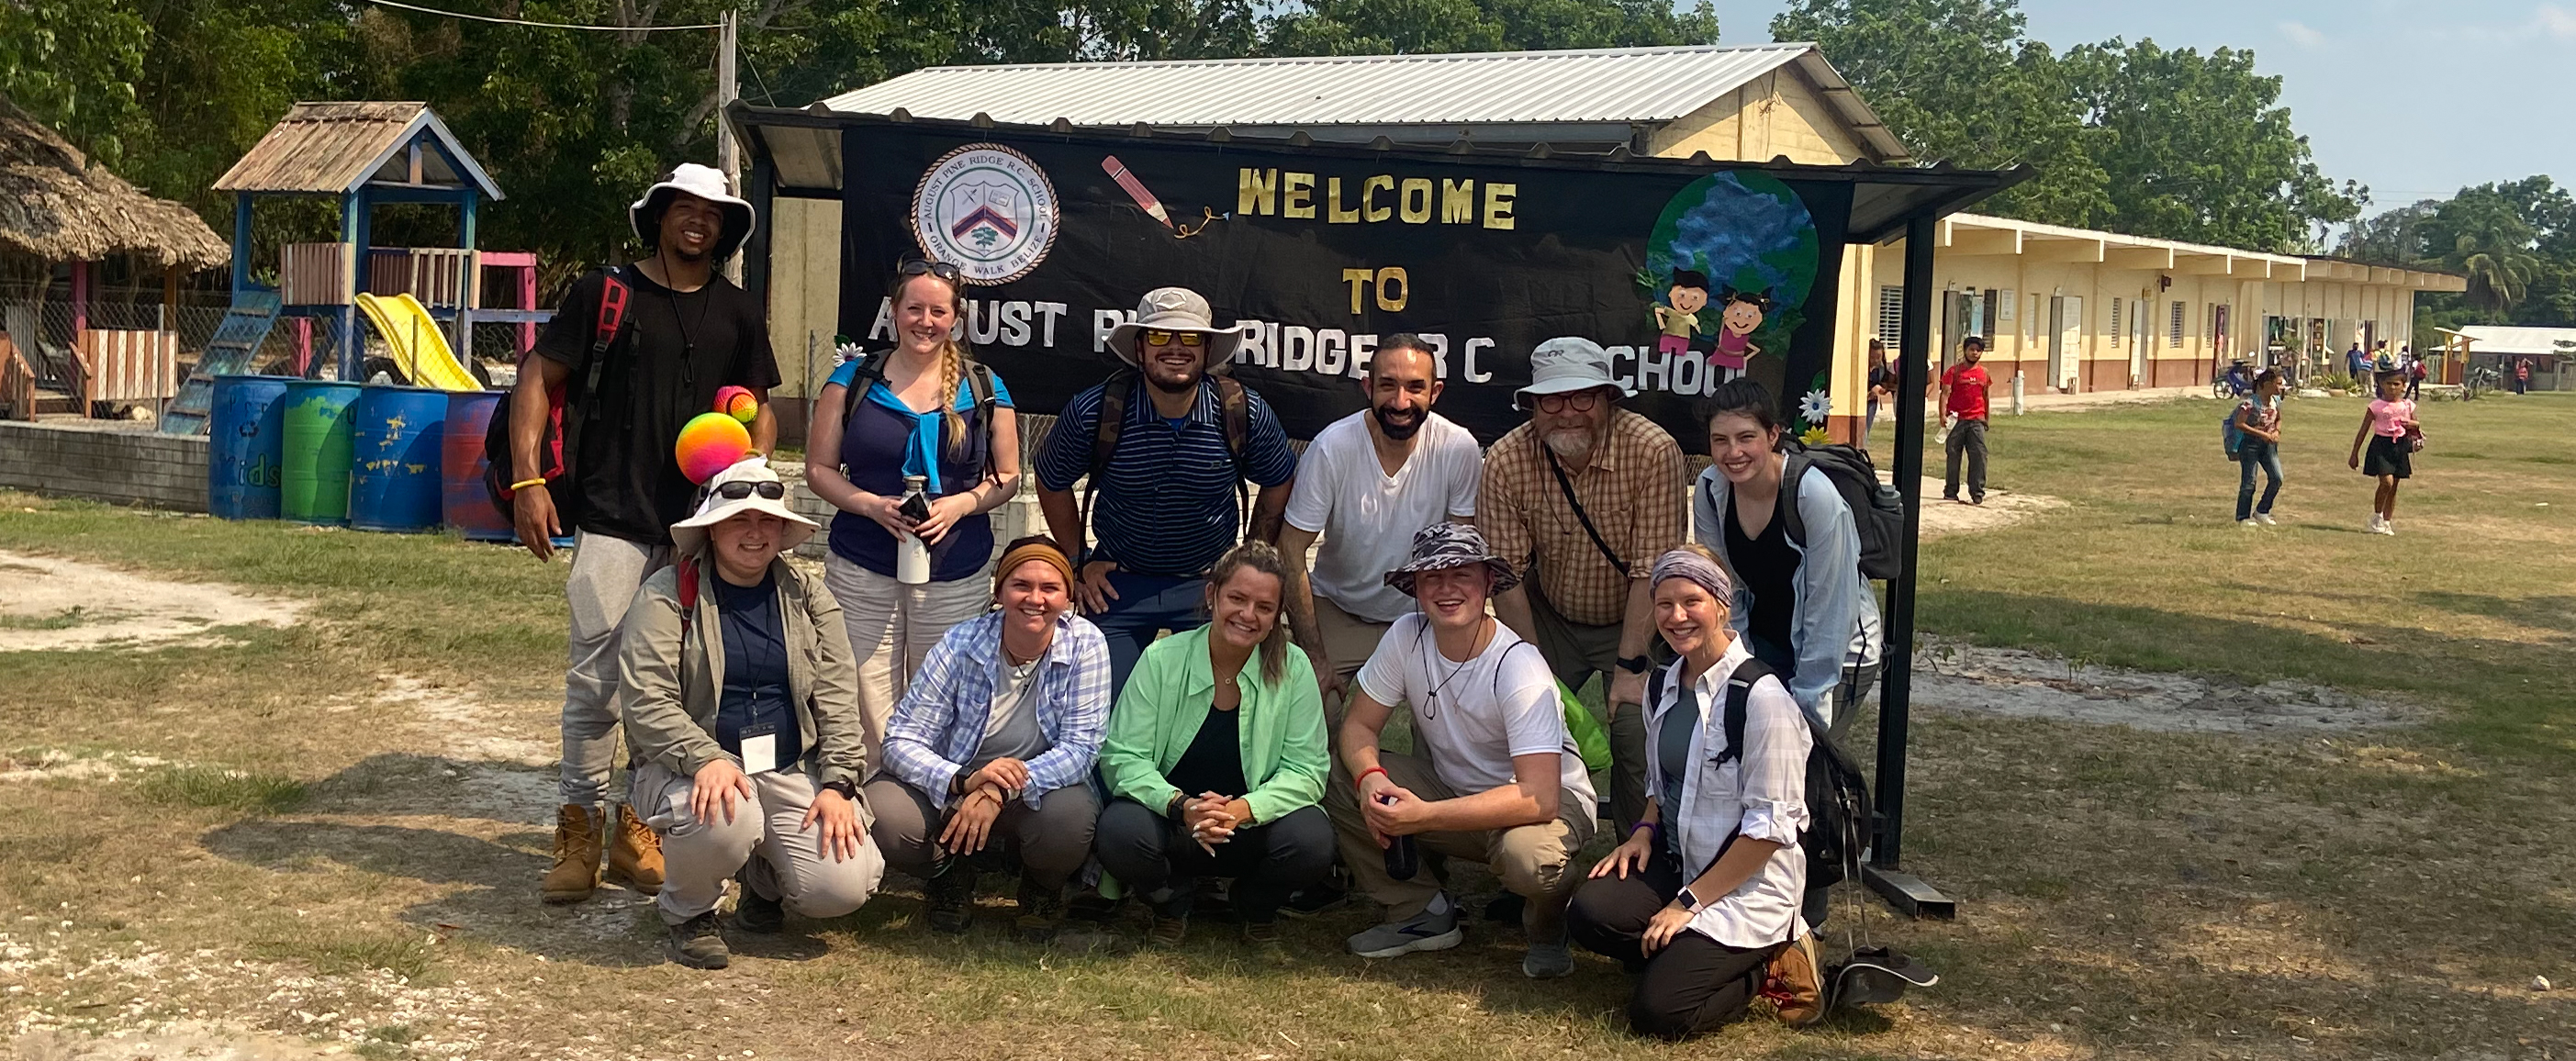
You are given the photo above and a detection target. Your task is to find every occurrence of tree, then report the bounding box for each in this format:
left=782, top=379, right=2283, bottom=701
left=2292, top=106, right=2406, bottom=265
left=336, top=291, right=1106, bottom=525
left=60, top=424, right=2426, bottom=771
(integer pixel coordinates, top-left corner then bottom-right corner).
left=1770, top=0, right=2108, bottom=227
left=2337, top=200, right=2438, bottom=267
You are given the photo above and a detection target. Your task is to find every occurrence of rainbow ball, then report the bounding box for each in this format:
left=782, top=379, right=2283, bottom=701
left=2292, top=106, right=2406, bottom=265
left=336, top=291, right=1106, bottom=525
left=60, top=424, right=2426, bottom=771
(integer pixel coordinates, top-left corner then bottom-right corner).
left=713, top=385, right=758, bottom=424
left=676, top=412, right=753, bottom=484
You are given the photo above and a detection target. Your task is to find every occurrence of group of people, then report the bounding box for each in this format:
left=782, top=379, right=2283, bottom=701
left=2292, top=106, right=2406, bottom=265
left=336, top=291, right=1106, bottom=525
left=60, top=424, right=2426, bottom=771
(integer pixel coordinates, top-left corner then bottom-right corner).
left=2345, top=341, right=2427, bottom=399
left=2223, top=366, right=2424, bottom=534
left=505, top=166, right=1887, bottom=1040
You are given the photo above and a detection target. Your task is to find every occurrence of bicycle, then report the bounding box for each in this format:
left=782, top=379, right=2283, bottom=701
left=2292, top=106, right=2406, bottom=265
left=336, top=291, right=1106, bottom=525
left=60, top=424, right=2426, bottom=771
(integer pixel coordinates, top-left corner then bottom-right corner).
left=2464, top=366, right=2502, bottom=400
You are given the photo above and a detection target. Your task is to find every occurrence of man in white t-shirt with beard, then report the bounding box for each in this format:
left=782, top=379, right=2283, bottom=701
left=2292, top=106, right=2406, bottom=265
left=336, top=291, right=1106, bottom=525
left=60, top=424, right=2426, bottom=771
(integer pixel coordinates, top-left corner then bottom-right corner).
left=1323, top=522, right=1599, bottom=979
left=1279, top=335, right=1483, bottom=728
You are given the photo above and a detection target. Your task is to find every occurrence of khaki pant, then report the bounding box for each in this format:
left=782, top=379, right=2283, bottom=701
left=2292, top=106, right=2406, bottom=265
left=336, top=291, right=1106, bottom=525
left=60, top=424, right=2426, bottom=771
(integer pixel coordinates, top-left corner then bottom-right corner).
left=562, top=532, right=667, bottom=807
left=1313, top=595, right=1394, bottom=734
left=823, top=555, right=992, bottom=767
left=1526, top=580, right=1647, bottom=832
left=633, top=763, right=884, bottom=926
left=1323, top=751, right=1596, bottom=930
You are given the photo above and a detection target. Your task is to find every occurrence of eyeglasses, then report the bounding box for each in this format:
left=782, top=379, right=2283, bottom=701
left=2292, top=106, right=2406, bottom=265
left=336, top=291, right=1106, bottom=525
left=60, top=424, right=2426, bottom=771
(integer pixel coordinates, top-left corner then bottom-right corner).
left=1533, top=389, right=1605, bottom=414
left=711, top=480, right=787, bottom=501
left=895, top=258, right=963, bottom=284
left=1140, top=329, right=1205, bottom=348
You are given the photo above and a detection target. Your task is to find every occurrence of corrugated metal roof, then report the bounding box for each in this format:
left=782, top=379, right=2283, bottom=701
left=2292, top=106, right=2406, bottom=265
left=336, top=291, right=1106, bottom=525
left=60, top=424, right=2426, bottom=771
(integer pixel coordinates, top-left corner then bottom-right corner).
left=213, top=102, right=504, bottom=200
left=821, top=44, right=1908, bottom=162
left=2450, top=325, right=2576, bottom=355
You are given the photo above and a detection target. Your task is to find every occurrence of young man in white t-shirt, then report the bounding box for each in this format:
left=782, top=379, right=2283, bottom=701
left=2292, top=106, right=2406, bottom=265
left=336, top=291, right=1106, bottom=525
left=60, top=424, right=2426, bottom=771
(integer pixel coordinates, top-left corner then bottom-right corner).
left=1279, top=336, right=1483, bottom=727
left=1323, top=522, right=1600, bottom=978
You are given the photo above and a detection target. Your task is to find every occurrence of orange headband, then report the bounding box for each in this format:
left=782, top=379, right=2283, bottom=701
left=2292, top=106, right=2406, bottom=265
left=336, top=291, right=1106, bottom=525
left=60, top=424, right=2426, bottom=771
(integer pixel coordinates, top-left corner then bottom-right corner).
left=994, top=541, right=1075, bottom=593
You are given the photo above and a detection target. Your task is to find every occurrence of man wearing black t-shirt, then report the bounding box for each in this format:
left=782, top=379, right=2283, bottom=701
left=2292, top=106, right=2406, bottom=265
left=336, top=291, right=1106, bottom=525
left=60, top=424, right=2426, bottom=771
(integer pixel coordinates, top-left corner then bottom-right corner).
left=510, top=163, right=782, bottom=905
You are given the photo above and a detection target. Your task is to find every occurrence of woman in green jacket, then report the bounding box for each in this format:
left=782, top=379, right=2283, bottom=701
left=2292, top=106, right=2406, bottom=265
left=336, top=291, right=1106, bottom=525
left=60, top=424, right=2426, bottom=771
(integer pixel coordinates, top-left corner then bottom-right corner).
left=1094, top=542, right=1333, bottom=947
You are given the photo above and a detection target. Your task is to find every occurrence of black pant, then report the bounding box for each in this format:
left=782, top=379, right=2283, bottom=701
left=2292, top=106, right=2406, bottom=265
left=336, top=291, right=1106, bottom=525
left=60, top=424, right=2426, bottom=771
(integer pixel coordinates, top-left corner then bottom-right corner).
left=1943, top=417, right=1988, bottom=502
left=1093, top=799, right=1334, bottom=922
left=1568, top=851, right=1781, bottom=1040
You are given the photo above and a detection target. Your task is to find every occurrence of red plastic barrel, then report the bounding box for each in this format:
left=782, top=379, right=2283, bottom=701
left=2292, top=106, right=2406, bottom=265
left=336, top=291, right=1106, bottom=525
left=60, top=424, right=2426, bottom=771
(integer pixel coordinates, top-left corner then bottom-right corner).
left=442, top=391, right=513, bottom=542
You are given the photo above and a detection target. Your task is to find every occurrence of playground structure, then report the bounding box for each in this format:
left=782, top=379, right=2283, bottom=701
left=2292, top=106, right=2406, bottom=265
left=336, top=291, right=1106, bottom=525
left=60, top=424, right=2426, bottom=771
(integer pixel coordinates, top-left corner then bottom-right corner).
left=164, top=102, right=550, bottom=435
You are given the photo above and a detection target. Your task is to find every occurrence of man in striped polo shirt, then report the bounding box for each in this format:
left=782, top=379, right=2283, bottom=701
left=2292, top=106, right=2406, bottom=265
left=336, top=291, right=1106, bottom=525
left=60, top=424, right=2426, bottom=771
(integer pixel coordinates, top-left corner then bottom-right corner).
left=1036, top=287, right=1299, bottom=692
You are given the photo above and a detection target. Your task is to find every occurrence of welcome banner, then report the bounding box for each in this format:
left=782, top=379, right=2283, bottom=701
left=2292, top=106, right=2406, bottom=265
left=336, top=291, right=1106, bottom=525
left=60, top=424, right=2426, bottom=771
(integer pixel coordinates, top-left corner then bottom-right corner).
left=839, top=123, right=1854, bottom=445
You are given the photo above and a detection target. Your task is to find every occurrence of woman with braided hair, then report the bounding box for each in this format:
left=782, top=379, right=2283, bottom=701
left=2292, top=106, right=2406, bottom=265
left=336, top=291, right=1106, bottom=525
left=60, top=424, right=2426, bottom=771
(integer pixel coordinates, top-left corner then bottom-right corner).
left=805, top=260, right=1022, bottom=766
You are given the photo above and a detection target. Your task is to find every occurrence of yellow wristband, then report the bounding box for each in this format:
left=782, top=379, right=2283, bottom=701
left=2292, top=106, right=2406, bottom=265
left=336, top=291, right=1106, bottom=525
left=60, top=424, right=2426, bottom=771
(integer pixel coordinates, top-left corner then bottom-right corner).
left=509, top=477, right=548, bottom=492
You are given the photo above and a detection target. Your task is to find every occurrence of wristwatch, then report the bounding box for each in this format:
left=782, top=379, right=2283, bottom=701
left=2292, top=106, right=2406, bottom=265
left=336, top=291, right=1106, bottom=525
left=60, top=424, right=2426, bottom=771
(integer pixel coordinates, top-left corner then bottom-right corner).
left=1617, top=654, right=1654, bottom=675
left=820, top=779, right=857, bottom=800
left=1674, top=886, right=1704, bottom=912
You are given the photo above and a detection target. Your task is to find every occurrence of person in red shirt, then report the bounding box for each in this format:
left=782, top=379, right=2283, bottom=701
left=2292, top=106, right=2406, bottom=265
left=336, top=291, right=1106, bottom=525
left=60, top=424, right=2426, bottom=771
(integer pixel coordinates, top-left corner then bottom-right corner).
left=1939, top=337, right=1992, bottom=505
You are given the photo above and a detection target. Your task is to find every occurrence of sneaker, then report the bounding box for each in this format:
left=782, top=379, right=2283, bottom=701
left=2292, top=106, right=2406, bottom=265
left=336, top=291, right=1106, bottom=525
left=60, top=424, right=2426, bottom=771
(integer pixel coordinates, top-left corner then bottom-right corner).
left=2367, top=516, right=2387, bottom=534
left=1346, top=901, right=1463, bottom=958
left=2239, top=519, right=2260, bottom=529
left=1242, top=919, right=1284, bottom=946
left=1148, top=912, right=1189, bottom=947
left=732, top=872, right=783, bottom=935
left=2254, top=513, right=2278, bottom=526
left=1522, top=941, right=1575, bottom=979
left=666, top=911, right=730, bottom=969
left=1762, top=933, right=1825, bottom=1027
left=1015, top=877, right=1066, bottom=944
left=924, top=865, right=976, bottom=934
left=1279, top=882, right=1348, bottom=919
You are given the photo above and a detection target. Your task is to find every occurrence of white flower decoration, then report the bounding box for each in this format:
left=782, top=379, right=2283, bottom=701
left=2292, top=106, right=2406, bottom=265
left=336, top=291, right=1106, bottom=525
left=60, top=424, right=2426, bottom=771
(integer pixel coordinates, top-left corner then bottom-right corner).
left=834, top=341, right=865, bottom=366
left=1799, top=388, right=1832, bottom=423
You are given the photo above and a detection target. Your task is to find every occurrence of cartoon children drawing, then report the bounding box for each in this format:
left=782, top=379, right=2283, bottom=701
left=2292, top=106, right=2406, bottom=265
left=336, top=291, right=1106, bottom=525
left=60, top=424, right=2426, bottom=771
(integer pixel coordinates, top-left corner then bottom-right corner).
left=1712, top=287, right=1772, bottom=377
left=1653, top=269, right=1709, bottom=358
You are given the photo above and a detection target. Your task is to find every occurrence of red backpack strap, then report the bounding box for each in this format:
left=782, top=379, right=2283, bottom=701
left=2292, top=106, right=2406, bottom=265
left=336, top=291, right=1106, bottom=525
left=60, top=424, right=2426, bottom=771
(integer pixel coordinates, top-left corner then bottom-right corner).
left=581, top=268, right=631, bottom=399
left=676, top=556, right=700, bottom=633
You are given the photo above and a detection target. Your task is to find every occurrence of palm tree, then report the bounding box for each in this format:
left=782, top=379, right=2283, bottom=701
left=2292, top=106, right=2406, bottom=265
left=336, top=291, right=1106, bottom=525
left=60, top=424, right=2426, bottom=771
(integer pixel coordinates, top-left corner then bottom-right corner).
left=2451, top=233, right=2538, bottom=316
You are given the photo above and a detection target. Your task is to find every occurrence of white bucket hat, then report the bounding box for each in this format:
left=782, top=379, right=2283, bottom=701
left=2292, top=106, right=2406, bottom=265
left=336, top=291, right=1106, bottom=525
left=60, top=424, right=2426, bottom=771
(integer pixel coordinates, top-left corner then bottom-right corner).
left=1514, top=336, right=1636, bottom=409
left=1105, top=286, right=1244, bottom=371
left=668, top=458, right=817, bottom=555
left=630, top=162, right=756, bottom=262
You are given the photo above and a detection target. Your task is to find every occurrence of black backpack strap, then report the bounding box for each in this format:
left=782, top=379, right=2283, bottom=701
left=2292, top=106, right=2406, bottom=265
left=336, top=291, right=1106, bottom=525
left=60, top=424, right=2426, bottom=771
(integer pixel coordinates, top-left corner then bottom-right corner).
left=1080, top=371, right=1137, bottom=553
left=834, top=349, right=890, bottom=438
left=1777, top=449, right=1810, bottom=550
left=1544, top=448, right=1630, bottom=578
left=1215, top=375, right=1251, bottom=536
left=1717, top=658, right=1775, bottom=765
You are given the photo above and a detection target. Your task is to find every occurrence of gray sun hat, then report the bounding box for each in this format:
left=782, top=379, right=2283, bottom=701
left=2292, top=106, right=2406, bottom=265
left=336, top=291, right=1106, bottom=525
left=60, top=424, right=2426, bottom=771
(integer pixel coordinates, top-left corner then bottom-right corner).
left=1105, top=286, right=1244, bottom=371
left=1514, top=336, right=1635, bottom=409
left=668, top=458, right=817, bottom=556
left=1383, top=521, right=1520, bottom=597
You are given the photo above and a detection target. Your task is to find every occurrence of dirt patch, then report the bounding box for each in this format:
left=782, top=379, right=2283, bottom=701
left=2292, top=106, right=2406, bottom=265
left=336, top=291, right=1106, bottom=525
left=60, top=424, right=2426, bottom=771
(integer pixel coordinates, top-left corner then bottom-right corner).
left=0, top=750, right=172, bottom=784
left=1912, top=640, right=2422, bottom=733
left=364, top=677, right=553, bottom=768
left=0, top=553, right=301, bottom=653
left=1900, top=477, right=2068, bottom=538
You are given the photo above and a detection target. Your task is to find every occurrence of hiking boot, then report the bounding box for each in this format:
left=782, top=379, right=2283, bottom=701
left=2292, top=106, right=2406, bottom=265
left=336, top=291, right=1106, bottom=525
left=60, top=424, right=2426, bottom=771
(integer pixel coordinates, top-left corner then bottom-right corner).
left=924, top=865, right=977, bottom=934
left=604, top=803, right=664, bottom=896
left=1016, top=878, right=1066, bottom=944
left=1764, top=933, right=1825, bottom=1027
left=733, top=870, right=784, bottom=935
left=666, top=911, right=730, bottom=969
left=1243, top=919, right=1287, bottom=964
left=1147, top=888, right=1192, bottom=946
left=540, top=804, right=604, bottom=904
left=1346, top=898, right=1462, bottom=959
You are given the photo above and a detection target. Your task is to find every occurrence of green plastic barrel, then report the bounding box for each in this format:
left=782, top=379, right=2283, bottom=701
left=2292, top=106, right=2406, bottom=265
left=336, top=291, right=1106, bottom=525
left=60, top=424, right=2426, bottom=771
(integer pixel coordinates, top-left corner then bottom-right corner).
left=281, top=380, right=361, bottom=524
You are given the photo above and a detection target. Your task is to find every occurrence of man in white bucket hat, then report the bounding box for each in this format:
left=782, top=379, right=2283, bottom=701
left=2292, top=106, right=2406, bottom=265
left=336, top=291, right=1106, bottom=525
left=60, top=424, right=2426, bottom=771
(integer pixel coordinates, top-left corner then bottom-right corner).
left=511, top=162, right=784, bottom=907
left=619, top=458, right=881, bottom=969
left=1476, top=337, right=1685, bottom=840
left=1035, top=286, right=1297, bottom=693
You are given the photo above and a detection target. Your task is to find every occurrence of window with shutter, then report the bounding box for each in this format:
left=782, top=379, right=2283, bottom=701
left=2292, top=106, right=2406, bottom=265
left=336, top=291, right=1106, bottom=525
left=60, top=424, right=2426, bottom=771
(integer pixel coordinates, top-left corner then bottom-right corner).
left=2170, top=301, right=2187, bottom=347
left=1877, top=285, right=1904, bottom=343
left=2110, top=299, right=2122, bottom=347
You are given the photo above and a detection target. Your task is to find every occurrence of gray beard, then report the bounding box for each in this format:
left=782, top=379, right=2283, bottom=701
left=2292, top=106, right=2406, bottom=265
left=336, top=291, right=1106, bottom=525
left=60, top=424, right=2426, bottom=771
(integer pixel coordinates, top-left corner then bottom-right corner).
left=1542, top=428, right=1597, bottom=464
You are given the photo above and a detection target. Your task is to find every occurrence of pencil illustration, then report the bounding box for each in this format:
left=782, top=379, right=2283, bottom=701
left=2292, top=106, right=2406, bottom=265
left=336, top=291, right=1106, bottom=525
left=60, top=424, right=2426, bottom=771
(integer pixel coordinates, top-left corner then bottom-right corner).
left=1101, top=155, right=1172, bottom=228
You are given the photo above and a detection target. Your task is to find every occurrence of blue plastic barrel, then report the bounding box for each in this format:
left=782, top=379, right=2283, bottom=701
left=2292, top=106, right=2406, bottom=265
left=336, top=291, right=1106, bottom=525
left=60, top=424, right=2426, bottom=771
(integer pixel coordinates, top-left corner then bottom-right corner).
left=348, top=385, right=447, bottom=532
left=281, top=380, right=361, bottom=525
left=441, top=391, right=514, bottom=542
left=207, top=375, right=291, bottom=519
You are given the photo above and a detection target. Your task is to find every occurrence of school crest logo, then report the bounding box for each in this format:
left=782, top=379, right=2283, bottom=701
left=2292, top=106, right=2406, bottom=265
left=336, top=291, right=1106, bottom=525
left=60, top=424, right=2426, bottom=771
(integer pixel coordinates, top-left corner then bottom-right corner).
left=911, top=144, right=1058, bottom=285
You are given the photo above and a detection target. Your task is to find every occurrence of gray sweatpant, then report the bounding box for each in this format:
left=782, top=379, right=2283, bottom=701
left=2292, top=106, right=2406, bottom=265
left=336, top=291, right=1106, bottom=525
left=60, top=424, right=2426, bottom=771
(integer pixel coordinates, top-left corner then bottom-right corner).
left=633, top=763, right=884, bottom=925
left=1943, top=418, right=1988, bottom=502
left=560, top=531, right=667, bottom=807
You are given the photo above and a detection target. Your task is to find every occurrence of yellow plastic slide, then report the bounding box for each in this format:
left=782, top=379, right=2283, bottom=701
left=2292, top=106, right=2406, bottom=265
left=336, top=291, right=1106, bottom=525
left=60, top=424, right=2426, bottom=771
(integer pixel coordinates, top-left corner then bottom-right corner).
left=355, top=292, right=482, bottom=391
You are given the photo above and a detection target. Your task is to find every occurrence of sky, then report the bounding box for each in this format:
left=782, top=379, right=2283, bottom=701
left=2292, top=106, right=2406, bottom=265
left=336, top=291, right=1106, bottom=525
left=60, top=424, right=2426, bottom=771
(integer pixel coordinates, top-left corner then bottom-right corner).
left=1700, top=0, right=2576, bottom=219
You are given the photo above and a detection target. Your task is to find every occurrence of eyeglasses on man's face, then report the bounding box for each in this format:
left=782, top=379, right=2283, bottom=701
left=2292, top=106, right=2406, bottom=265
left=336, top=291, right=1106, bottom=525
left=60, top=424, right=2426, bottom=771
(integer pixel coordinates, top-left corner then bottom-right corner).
left=1534, top=389, right=1605, bottom=414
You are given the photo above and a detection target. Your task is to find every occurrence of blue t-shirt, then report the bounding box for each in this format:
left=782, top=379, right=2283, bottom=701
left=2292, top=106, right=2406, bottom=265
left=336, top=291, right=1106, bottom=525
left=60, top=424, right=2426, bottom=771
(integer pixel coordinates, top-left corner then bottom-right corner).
left=1033, top=375, right=1298, bottom=576
left=711, top=572, right=801, bottom=768
left=823, top=357, right=1014, bottom=582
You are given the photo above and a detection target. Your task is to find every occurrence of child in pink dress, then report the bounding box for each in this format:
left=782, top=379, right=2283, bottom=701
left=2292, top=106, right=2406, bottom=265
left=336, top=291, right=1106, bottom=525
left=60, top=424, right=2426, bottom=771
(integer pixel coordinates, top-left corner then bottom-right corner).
left=2347, top=371, right=2419, bottom=535
left=1710, top=289, right=1771, bottom=378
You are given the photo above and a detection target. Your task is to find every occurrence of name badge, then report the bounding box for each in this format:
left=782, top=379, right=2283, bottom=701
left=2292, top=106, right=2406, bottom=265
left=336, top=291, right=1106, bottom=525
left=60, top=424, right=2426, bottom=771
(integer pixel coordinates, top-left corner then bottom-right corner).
left=740, top=722, right=779, bottom=776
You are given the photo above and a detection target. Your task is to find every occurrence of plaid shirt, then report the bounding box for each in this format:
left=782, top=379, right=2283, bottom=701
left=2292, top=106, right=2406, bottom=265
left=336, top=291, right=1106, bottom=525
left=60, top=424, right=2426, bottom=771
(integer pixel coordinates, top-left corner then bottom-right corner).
left=1477, top=408, right=1686, bottom=627
left=879, top=610, right=1111, bottom=810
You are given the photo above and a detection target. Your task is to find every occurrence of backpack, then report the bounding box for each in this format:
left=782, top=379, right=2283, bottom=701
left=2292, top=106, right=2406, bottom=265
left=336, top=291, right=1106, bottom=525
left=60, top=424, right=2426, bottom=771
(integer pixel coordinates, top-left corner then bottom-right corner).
left=1706, top=442, right=1905, bottom=581
left=1082, top=369, right=1252, bottom=537
left=483, top=267, right=633, bottom=524
left=2221, top=402, right=2247, bottom=459
left=832, top=348, right=1002, bottom=484
left=1648, top=658, right=1874, bottom=896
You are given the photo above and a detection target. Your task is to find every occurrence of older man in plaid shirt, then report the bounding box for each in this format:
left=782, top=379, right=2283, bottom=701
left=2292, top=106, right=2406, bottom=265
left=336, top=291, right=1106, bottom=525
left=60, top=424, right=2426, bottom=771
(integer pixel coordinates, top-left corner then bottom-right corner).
left=1478, top=338, right=1686, bottom=836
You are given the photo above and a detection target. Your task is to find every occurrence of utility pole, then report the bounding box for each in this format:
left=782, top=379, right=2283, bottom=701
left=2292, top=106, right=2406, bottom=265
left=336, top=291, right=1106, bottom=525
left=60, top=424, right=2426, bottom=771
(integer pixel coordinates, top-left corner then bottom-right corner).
left=716, top=6, right=741, bottom=283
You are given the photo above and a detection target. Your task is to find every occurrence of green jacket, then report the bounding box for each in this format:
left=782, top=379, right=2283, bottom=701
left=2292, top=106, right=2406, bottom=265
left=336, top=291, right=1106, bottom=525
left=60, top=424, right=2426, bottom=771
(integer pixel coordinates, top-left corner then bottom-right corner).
left=615, top=553, right=867, bottom=790
left=1097, top=626, right=1328, bottom=825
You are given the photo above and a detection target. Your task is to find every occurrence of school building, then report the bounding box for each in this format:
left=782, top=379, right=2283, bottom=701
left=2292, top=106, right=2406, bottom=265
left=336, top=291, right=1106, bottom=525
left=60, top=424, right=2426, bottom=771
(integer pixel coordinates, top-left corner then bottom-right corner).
left=765, top=42, right=2465, bottom=440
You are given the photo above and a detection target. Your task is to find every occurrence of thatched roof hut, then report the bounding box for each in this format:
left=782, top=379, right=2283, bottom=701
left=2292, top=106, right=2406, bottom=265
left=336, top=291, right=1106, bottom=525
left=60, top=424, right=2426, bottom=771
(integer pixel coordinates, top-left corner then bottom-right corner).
left=0, top=95, right=230, bottom=272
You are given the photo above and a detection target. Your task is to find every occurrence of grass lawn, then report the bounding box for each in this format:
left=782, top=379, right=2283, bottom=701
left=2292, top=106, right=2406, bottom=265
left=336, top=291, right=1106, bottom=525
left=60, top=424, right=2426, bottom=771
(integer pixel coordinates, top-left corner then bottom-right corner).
left=1, top=392, right=2570, bottom=1060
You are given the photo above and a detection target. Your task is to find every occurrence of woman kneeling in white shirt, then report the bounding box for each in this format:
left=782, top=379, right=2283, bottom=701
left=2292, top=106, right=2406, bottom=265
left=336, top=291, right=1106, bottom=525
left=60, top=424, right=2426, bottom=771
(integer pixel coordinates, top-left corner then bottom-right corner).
left=1568, top=544, right=1820, bottom=1038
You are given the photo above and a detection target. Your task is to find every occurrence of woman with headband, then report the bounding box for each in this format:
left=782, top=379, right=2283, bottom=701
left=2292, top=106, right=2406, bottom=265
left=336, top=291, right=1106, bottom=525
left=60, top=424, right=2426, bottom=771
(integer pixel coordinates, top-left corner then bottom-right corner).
left=1567, top=545, right=1822, bottom=1038
left=867, top=536, right=1107, bottom=943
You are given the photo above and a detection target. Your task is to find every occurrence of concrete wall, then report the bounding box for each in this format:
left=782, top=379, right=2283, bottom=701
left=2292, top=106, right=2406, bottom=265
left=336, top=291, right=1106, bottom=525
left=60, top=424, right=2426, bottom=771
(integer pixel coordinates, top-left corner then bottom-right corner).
left=0, top=422, right=207, bottom=511
left=1648, top=70, right=1869, bottom=165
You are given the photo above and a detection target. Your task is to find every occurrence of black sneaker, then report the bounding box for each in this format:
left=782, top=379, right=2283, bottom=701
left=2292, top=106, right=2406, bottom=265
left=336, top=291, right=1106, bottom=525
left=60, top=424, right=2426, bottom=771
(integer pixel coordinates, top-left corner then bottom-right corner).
left=666, top=910, right=730, bottom=969
left=1280, top=882, right=1348, bottom=919
left=733, top=876, right=784, bottom=935
left=924, top=865, right=977, bottom=934
left=1016, top=877, right=1066, bottom=944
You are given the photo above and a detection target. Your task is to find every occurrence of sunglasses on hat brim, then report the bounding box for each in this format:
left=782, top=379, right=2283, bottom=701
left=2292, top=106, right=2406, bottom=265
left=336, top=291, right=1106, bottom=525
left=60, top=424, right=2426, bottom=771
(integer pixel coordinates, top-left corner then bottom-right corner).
left=711, top=480, right=787, bottom=501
